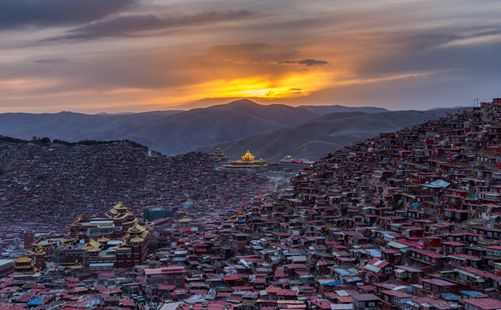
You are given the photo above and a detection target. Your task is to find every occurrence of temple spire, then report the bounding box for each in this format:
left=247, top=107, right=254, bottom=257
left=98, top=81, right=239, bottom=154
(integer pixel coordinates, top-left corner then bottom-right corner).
left=241, top=150, right=255, bottom=162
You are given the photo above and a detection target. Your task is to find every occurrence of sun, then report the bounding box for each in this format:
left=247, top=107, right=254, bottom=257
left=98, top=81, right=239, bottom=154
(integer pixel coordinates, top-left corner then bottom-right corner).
left=194, top=72, right=331, bottom=101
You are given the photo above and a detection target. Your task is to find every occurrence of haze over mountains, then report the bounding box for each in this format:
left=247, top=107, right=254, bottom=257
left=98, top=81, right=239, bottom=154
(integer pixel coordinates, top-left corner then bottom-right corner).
left=0, top=99, right=458, bottom=161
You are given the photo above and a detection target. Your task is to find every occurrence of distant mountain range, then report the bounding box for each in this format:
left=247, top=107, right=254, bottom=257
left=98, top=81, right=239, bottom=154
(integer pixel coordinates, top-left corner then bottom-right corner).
left=0, top=99, right=458, bottom=160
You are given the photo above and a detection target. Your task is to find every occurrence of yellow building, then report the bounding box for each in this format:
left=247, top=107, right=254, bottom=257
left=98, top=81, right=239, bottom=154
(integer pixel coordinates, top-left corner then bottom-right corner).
left=14, top=256, right=34, bottom=274
left=125, top=222, right=149, bottom=244
left=223, top=150, right=267, bottom=170
left=106, top=202, right=136, bottom=225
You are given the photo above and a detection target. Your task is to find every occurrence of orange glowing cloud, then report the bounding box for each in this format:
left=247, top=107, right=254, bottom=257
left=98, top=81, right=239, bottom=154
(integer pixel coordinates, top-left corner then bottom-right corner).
left=186, top=71, right=332, bottom=101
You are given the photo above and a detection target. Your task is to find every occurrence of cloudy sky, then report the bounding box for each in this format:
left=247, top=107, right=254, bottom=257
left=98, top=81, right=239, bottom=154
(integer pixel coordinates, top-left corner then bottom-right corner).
left=1, top=0, right=501, bottom=112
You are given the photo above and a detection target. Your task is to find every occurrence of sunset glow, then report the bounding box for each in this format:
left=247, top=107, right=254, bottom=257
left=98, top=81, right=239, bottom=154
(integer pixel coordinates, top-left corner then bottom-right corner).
left=1, top=0, right=501, bottom=112
left=191, top=72, right=331, bottom=101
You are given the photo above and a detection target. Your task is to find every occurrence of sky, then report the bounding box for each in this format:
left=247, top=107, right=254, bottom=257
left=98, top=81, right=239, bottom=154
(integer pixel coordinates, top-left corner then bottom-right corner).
left=1, top=0, right=501, bottom=113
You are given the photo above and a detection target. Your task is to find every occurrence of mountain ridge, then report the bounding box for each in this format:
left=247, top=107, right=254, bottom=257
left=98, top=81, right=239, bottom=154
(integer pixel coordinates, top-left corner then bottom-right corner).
left=0, top=99, right=456, bottom=157
left=0, top=99, right=389, bottom=154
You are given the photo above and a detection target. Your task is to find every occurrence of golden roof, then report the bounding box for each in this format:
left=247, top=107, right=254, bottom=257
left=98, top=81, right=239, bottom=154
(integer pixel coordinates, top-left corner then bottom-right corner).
left=129, top=237, right=145, bottom=243
left=109, top=202, right=128, bottom=214
left=15, top=256, right=32, bottom=264
left=224, top=150, right=267, bottom=168
left=128, top=222, right=147, bottom=234
left=241, top=150, right=255, bottom=162
left=84, top=239, right=101, bottom=252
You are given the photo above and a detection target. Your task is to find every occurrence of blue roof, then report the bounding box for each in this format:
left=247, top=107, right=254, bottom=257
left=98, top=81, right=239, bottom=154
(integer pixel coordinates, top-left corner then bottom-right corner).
left=333, top=268, right=350, bottom=276
left=440, top=293, right=460, bottom=301
left=460, top=290, right=484, bottom=297
left=27, top=299, right=43, bottom=306
left=333, top=267, right=359, bottom=277
left=423, top=179, right=450, bottom=188
left=411, top=202, right=421, bottom=209
left=319, top=280, right=343, bottom=286
left=366, top=249, right=382, bottom=258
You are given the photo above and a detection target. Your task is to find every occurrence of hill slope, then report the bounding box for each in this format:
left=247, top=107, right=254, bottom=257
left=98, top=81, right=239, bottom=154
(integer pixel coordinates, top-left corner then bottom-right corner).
left=0, top=137, right=270, bottom=230
left=214, top=109, right=457, bottom=162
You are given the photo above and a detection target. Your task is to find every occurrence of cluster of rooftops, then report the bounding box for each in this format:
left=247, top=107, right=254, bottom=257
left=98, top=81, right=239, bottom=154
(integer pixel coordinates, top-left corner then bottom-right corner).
left=0, top=147, right=273, bottom=257
left=0, top=99, right=501, bottom=309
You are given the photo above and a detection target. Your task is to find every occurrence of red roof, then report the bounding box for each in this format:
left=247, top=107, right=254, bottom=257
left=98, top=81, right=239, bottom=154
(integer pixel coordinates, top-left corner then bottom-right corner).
left=277, top=289, right=296, bottom=296
left=411, top=248, right=444, bottom=259
left=223, top=274, right=246, bottom=282
left=309, top=299, right=331, bottom=309
left=382, top=290, right=413, bottom=298
left=450, top=254, right=481, bottom=261
left=120, top=299, right=136, bottom=307
left=366, top=258, right=389, bottom=269
left=207, top=303, right=225, bottom=310
left=463, top=298, right=501, bottom=310
left=422, top=278, right=456, bottom=287
left=458, top=266, right=501, bottom=282
left=0, top=306, right=27, bottom=310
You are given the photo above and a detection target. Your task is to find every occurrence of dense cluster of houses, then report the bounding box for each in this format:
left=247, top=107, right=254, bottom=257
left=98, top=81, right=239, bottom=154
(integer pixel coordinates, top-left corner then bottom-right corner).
left=147, top=100, right=501, bottom=309
left=0, top=143, right=272, bottom=257
left=0, top=99, right=501, bottom=309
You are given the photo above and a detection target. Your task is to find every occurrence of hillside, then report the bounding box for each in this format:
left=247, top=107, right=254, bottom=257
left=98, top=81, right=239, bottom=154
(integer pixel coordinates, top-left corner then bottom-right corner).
left=215, top=109, right=458, bottom=162
left=0, top=110, right=181, bottom=146
left=0, top=137, right=270, bottom=231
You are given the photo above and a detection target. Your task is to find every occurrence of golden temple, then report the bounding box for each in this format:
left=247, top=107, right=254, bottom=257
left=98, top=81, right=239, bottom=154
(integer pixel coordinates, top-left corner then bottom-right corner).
left=223, top=150, right=267, bottom=170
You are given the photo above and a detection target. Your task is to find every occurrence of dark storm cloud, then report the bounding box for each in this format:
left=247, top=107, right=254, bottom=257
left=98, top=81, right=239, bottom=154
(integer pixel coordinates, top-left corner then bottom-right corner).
left=279, top=59, right=329, bottom=66
left=0, top=0, right=139, bottom=30
left=357, top=29, right=501, bottom=78
left=54, top=10, right=252, bottom=41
